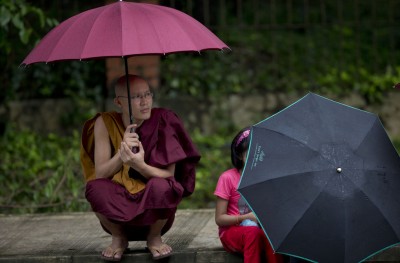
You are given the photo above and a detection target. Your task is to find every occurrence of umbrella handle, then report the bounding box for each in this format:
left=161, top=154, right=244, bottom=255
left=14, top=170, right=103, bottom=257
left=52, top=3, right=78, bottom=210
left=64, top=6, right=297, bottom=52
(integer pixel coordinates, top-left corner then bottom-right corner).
left=130, top=126, right=139, bottom=153
left=131, top=146, right=139, bottom=153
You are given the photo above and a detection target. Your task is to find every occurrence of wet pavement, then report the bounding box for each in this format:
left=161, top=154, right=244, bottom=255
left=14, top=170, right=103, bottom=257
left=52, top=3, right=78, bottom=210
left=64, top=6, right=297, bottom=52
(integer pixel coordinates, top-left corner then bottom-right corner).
left=0, top=209, right=398, bottom=262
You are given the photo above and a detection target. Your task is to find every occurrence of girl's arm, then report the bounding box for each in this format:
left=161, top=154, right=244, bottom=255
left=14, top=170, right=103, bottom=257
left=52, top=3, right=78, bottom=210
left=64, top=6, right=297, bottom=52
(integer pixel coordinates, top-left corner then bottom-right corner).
left=215, top=197, right=257, bottom=226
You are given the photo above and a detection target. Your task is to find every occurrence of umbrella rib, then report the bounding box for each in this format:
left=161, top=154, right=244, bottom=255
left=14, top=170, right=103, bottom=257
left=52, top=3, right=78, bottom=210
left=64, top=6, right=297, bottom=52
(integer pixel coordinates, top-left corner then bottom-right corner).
left=256, top=127, right=318, bottom=152
left=258, top=126, right=324, bottom=158
left=276, top=172, right=341, bottom=252
left=260, top=127, right=367, bottom=170
left=79, top=6, right=110, bottom=59
left=46, top=7, right=104, bottom=62
left=141, top=5, right=167, bottom=54
left=40, top=29, right=65, bottom=62
left=341, top=173, right=400, bottom=262
left=141, top=5, right=213, bottom=54
left=43, top=17, right=82, bottom=62
left=354, top=116, right=381, bottom=151
left=170, top=9, right=220, bottom=52
left=278, top=186, right=326, bottom=250
left=168, top=11, right=213, bottom=52
left=347, top=169, right=400, bottom=236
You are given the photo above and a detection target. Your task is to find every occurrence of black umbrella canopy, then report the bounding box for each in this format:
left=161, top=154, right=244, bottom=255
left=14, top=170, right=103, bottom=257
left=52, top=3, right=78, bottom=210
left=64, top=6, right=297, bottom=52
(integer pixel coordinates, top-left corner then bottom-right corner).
left=238, top=93, right=400, bottom=263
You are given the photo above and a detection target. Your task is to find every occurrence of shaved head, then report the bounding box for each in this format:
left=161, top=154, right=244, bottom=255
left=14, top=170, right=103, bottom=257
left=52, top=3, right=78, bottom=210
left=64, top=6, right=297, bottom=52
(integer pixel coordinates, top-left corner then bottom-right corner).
left=113, top=74, right=153, bottom=126
left=115, top=74, right=148, bottom=97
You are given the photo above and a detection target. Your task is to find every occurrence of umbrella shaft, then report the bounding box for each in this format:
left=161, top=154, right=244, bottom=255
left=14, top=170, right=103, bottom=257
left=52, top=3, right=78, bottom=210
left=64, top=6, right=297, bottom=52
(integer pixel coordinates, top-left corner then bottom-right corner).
left=124, top=57, right=135, bottom=127
left=124, top=57, right=138, bottom=154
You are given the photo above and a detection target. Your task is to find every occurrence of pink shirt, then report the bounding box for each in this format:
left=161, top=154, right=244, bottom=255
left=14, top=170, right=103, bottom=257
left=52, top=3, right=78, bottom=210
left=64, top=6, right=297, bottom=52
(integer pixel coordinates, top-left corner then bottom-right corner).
left=214, top=168, right=241, bottom=237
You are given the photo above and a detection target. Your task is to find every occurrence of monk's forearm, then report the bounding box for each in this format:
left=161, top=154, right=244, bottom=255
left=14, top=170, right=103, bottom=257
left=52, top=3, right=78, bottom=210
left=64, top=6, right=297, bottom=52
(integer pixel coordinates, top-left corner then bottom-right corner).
left=135, top=163, right=175, bottom=179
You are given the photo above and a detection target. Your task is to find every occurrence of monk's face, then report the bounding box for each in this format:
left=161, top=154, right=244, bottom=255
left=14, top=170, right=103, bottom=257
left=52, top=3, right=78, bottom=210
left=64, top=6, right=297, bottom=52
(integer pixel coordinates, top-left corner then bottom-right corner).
left=115, top=78, right=153, bottom=126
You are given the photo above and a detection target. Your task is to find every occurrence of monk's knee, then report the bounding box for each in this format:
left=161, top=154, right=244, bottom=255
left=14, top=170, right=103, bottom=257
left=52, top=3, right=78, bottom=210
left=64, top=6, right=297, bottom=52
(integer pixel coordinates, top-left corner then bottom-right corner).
left=147, top=177, right=168, bottom=189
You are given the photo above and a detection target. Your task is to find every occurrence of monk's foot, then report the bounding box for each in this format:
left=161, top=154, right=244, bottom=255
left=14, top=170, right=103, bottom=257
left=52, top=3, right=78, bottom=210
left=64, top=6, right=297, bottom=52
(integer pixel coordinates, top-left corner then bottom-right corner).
left=101, top=236, right=128, bottom=262
left=146, top=235, right=173, bottom=260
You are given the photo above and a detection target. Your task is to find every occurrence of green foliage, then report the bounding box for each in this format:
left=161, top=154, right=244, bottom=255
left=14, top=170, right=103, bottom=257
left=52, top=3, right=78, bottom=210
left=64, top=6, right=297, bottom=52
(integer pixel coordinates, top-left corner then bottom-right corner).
left=0, top=126, right=89, bottom=213
left=0, top=0, right=58, bottom=102
left=161, top=25, right=399, bottom=104
left=0, top=0, right=58, bottom=51
left=2, top=126, right=400, bottom=214
left=180, top=129, right=233, bottom=209
left=159, top=1, right=400, bottom=104
left=16, top=60, right=106, bottom=100
left=0, top=125, right=236, bottom=213
left=1, top=1, right=105, bottom=106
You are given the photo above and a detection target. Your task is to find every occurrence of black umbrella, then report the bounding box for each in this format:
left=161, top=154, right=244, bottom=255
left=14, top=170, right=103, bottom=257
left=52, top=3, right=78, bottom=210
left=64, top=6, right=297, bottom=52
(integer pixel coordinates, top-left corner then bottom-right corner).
left=238, top=93, right=400, bottom=263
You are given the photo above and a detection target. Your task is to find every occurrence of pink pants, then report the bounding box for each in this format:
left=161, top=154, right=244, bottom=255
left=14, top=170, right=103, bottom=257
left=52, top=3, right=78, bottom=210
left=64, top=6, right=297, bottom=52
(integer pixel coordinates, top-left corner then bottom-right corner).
left=220, top=226, right=284, bottom=263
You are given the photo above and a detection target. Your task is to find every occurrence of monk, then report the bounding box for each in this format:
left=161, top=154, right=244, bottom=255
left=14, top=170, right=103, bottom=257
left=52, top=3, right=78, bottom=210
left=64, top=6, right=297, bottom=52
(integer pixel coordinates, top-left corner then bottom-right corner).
left=80, top=74, right=201, bottom=261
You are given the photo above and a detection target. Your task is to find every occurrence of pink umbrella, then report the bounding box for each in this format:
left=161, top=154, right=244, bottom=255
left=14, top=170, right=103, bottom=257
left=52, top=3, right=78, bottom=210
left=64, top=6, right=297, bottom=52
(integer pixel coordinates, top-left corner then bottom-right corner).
left=22, top=0, right=229, bottom=126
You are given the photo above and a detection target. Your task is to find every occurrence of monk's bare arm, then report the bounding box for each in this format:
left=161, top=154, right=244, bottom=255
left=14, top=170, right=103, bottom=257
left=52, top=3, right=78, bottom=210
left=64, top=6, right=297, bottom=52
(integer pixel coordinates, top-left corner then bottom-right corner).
left=94, top=116, right=123, bottom=179
left=137, top=162, right=175, bottom=179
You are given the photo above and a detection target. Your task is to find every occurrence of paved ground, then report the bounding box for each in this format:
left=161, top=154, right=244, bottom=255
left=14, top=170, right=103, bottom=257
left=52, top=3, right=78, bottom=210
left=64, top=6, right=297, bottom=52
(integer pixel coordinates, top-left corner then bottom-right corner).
left=0, top=209, right=399, bottom=262
left=0, top=209, right=241, bottom=263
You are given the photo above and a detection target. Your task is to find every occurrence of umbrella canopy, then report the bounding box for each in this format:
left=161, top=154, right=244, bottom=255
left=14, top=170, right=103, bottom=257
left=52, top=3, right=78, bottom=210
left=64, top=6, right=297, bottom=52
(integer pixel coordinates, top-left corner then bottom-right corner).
left=238, top=93, right=400, bottom=263
left=21, top=0, right=229, bottom=127
left=21, top=1, right=229, bottom=64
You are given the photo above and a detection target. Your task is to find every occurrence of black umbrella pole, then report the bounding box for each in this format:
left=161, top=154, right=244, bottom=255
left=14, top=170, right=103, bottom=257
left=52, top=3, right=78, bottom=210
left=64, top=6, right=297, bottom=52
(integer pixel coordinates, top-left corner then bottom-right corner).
left=124, top=56, right=138, bottom=153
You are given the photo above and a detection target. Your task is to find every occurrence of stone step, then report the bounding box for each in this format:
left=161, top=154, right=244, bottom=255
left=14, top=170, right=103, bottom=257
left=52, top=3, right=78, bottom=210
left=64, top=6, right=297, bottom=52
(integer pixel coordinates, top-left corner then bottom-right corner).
left=0, top=209, right=398, bottom=263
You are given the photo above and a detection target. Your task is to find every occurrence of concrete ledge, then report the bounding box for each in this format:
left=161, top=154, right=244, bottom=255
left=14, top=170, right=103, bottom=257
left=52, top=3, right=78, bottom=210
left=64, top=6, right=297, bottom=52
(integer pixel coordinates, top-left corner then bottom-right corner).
left=0, top=250, right=242, bottom=263
left=0, top=209, right=242, bottom=263
left=0, top=209, right=399, bottom=263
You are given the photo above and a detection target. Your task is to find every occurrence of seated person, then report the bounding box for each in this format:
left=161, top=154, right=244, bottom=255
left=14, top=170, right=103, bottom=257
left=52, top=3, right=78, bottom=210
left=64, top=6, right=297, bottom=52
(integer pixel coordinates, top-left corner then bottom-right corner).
left=214, top=127, right=285, bottom=263
left=80, top=74, right=201, bottom=261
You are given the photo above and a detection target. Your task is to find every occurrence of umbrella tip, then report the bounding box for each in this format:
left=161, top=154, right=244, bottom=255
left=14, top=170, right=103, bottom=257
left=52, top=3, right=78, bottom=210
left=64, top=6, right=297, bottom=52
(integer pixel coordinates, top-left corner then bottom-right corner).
left=336, top=167, right=342, bottom=173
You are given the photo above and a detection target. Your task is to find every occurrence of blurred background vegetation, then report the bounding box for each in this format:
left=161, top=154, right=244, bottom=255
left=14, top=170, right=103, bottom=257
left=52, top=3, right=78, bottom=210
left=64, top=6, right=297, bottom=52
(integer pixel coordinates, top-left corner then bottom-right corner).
left=1, top=0, right=400, bottom=213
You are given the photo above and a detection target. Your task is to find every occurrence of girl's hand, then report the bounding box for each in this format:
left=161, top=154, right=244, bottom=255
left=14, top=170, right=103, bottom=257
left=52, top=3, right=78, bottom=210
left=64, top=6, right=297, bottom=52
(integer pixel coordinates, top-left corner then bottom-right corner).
left=246, top=212, right=258, bottom=222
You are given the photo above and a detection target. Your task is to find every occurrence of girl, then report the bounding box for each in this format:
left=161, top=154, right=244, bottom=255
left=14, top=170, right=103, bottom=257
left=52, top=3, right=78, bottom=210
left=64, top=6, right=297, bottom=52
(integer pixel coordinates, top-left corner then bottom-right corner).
left=214, top=127, right=284, bottom=263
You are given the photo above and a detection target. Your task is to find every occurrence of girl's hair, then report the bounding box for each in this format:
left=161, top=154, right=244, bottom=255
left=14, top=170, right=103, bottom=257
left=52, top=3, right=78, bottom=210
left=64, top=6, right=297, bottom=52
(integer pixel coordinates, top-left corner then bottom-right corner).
left=231, top=126, right=251, bottom=171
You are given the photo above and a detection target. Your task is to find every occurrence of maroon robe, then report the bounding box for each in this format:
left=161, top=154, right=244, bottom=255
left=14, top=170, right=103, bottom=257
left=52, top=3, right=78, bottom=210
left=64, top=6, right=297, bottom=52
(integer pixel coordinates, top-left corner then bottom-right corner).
left=84, top=108, right=201, bottom=240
